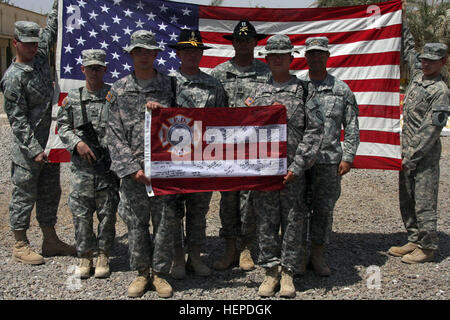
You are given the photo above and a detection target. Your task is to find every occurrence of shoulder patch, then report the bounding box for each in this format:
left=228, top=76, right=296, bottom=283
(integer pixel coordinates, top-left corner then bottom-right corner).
left=106, top=91, right=113, bottom=102
left=61, top=96, right=68, bottom=108
left=245, top=97, right=255, bottom=106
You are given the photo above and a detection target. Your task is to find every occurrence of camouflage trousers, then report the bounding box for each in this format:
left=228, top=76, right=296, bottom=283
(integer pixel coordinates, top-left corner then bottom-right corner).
left=303, top=164, right=341, bottom=246
left=9, top=161, right=61, bottom=230
left=164, top=192, right=212, bottom=250
left=119, top=176, right=175, bottom=273
left=399, top=148, right=440, bottom=250
left=219, top=190, right=256, bottom=242
left=253, top=175, right=307, bottom=273
left=68, top=168, right=119, bottom=258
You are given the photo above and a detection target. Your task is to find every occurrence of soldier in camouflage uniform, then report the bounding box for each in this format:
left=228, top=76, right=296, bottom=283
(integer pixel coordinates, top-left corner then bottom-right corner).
left=106, top=30, right=175, bottom=298
left=251, top=35, right=324, bottom=298
left=166, top=30, right=228, bottom=280
left=210, top=20, right=269, bottom=272
left=57, top=50, right=119, bottom=279
left=388, top=11, right=449, bottom=264
left=0, top=0, right=75, bottom=266
left=298, top=37, right=360, bottom=276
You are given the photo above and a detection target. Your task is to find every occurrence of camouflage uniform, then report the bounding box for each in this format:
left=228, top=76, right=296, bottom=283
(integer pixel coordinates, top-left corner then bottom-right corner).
left=399, top=24, right=449, bottom=250
left=210, top=51, right=270, bottom=244
left=299, top=37, right=360, bottom=246
left=57, top=50, right=119, bottom=258
left=107, top=31, right=176, bottom=273
left=0, top=3, right=60, bottom=231
left=166, top=69, right=227, bottom=250
left=251, top=35, right=324, bottom=272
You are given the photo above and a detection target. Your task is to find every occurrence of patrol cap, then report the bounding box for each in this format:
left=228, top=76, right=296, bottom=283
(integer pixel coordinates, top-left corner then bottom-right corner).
left=82, top=49, right=107, bottom=67
left=259, top=34, right=298, bottom=56
left=419, top=43, right=448, bottom=60
left=124, top=30, right=163, bottom=52
left=168, top=29, right=211, bottom=50
left=14, top=21, right=41, bottom=43
left=305, top=37, right=329, bottom=52
left=223, top=20, right=267, bottom=41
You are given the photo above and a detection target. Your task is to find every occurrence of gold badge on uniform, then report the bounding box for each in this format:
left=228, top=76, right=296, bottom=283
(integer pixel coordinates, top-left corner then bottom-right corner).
left=245, top=97, right=255, bottom=106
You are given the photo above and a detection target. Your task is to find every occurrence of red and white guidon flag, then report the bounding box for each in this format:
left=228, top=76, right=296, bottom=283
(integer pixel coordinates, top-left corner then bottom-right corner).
left=145, top=105, right=287, bottom=196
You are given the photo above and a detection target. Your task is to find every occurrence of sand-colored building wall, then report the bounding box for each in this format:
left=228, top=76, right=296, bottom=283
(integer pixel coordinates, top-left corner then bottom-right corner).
left=0, top=3, right=47, bottom=76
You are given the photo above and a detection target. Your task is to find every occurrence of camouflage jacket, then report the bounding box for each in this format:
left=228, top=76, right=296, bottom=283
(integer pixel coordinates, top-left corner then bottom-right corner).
left=253, top=76, right=324, bottom=175
left=106, top=71, right=174, bottom=179
left=401, top=24, right=449, bottom=171
left=0, top=1, right=58, bottom=169
left=173, top=71, right=228, bottom=108
left=299, top=73, right=360, bottom=164
left=57, top=84, right=111, bottom=173
left=210, top=58, right=270, bottom=108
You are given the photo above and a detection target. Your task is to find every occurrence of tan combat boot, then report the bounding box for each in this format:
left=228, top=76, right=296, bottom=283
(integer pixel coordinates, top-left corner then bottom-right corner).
left=239, top=239, right=255, bottom=271
left=79, top=257, right=93, bottom=279
left=401, top=247, right=435, bottom=264
left=186, top=245, right=211, bottom=277
left=152, top=273, right=173, bottom=298
left=12, top=230, right=44, bottom=265
left=279, top=267, right=296, bottom=298
left=94, top=251, right=110, bottom=278
left=258, top=265, right=280, bottom=297
left=213, top=238, right=238, bottom=270
left=171, top=246, right=186, bottom=280
left=128, top=268, right=150, bottom=298
left=310, top=243, right=331, bottom=277
left=388, top=242, right=418, bottom=257
left=41, top=226, right=76, bottom=257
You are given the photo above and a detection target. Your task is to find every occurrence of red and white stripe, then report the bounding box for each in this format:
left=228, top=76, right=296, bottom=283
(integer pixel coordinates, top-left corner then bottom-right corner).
left=146, top=105, right=287, bottom=195
left=198, top=0, right=402, bottom=170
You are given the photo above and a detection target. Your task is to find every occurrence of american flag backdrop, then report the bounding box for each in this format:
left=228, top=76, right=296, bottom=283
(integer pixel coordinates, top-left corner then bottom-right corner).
left=47, top=0, right=402, bottom=170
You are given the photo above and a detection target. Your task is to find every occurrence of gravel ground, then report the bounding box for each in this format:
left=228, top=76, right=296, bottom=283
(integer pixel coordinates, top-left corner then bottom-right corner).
left=0, top=115, right=448, bottom=303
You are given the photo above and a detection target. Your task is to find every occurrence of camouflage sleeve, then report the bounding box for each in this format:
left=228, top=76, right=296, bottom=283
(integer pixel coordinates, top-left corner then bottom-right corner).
left=39, top=0, right=58, bottom=52
left=288, top=98, right=324, bottom=175
left=106, top=88, right=142, bottom=179
left=2, top=82, right=43, bottom=159
left=56, top=96, right=82, bottom=155
left=216, top=81, right=229, bottom=108
left=341, top=88, right=360, bottom=163
left=402, top=21, right=421, bottom=77
left=402, top=85, right=449, bottom=171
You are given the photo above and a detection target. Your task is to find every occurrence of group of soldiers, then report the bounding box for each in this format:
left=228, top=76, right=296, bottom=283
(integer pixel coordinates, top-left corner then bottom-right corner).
left=1, top=0, right=448, bottom=300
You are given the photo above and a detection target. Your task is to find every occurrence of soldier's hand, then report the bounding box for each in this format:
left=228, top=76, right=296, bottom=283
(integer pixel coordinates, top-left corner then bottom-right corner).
left=283, top=170, right=295, bottom=184
left=34, top=152, right=48, bottom=164
left=146, top=101, right=163, bottom=111
left=76, top=141, right=96, bottom=164
left=131, top=170, right=151, bottom=186
left=338, top=161, right=352, bottom=176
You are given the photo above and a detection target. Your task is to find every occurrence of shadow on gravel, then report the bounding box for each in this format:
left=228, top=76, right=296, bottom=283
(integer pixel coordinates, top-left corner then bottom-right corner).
left=295, top=231, right=449, bottom=292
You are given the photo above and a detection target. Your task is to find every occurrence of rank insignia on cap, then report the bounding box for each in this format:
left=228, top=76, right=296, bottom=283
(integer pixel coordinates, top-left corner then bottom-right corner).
left=245, top=96, right=254, bottom=106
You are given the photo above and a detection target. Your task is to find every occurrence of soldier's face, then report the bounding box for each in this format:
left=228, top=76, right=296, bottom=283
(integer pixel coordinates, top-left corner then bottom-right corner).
left=266, top=53, right=293, bottom=72
left=81, top=65, right=106, bottom=84
left=420, top=57, right=446, bottom=78
left=232, top=37, right=258, bottom=56
left=13, top=39, right=38, bottom=62
left=176, top=48, right=203, bottom=69
left=130, top=47, right=158, bottom=70
left=305, top=50, right=329, bottom=72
